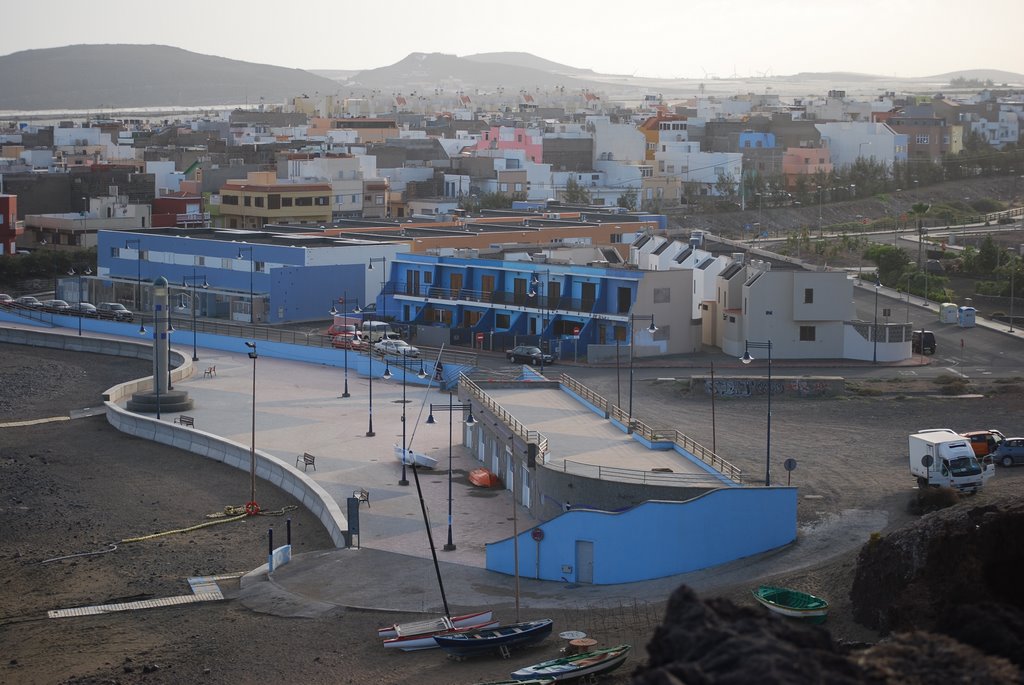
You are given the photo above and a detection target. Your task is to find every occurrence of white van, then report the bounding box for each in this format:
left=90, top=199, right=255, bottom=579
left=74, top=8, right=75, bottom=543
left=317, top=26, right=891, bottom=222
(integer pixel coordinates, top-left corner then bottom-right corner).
left=360, top=320, right=400, bottom=343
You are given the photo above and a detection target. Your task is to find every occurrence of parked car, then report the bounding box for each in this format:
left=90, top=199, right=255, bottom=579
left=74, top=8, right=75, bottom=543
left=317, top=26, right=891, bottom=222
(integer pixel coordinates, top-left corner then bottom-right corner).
left=14, top=295, right=43, bottom=308
left=912, top=330, right=936, bottom=355
left=96, top=302, right=134, bottom=322
left=71, top=302, right=99, bottom=317
left=331, top=332, right=367, bottom=351
left=507, top=345, right=553, bottom=366
left=993, top=438, right=1024, bottom=467
left=0, top=293, right=13, bottom=306
left=42, top=299, right=72, bottom=312
left=373, top=339, right=420, bottom=358
left=960, top=429, right=1006, bottom=457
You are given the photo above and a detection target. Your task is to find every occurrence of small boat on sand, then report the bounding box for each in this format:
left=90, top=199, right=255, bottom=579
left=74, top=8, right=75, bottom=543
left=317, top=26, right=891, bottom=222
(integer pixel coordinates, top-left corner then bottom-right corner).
left=469, top=467, right=501, bottom=488
left=383, top=619, right=499, bottom=651
left=752, top=585, right=829, bottom=623
left=510, top=644, right=631, bottom=681
left=434, top=618, right=553, bottom=657
left=479, top=679, right=554, bottom=685
left=377, top=610, right=494, bottom=640
left=394, top=444, right=438, bottom=469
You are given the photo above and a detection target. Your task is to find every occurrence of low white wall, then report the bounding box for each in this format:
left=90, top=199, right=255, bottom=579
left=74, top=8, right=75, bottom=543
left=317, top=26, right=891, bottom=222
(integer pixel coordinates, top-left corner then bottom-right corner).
left=2, top=325, right=348, bottom=548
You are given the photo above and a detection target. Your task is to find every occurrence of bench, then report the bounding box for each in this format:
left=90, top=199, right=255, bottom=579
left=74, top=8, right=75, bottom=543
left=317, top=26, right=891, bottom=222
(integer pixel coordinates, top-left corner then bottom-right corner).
left=296, top=452, right=316, bottom=471
left=203, top=365, right=216, bottom=378
left=174, top=415, right=195, bottom=428
left=353, top=488, right=370, bottom=508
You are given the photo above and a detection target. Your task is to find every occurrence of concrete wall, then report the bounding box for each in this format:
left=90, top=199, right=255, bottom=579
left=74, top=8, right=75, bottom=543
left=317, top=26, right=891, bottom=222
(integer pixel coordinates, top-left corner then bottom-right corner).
left=691, top=375, right=846, bottom=397
left=486, top=487, right=798, bottom=584
left=0, top=323, right=348, bottom=548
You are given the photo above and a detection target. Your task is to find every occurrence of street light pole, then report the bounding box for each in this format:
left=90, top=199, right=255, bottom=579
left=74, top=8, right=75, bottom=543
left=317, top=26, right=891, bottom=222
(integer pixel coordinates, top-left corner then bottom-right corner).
left=740, top=339, right=773, bottom=486
left=245, top=341, right=258, bottom=509
left=529, top=269, right=551, bottom=373
left=183, top=269, right=208, bottom=362
left=627, top=314, right=657, bottom=433
left=368, top=256, right=387, bottom=321
left=68, top=266, right=92, bottom=336
left=237, top=246, right=255, bottom=325
left=1009, top=250, right=1016, bottom=333
left=873, top=275, right=881, bottom=363
left=426, top=396, right=475, bottom=551
left=329, top=292, right=359, bottom=398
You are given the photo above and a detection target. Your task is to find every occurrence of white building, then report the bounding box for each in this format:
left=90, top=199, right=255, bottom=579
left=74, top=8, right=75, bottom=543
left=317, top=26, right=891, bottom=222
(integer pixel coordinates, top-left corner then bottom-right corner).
left=815, top=121, right=902, bottom=170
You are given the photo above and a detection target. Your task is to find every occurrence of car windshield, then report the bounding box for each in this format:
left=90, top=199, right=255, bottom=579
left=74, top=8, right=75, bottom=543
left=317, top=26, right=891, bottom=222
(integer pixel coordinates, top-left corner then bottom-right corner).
left=948, top=456, right=981, bottom=476
left=523, top=347, right=541, bottom=354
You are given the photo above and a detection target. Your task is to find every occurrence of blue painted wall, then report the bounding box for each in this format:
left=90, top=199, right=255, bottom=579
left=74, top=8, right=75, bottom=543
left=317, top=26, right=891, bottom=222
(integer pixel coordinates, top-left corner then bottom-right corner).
left=270, top=264, right=365, bottom=323
left=486, top=487, right=798, bottom=584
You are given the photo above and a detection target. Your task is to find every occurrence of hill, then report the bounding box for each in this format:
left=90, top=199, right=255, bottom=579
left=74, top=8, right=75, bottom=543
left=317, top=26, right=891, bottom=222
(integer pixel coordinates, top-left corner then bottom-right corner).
left=462, top=51, right=602, bottom=77
left=0, top=44, right=340, bottom=111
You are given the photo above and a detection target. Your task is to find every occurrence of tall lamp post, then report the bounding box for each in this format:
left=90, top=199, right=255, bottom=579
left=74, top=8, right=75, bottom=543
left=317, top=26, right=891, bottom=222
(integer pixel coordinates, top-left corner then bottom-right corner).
left=329, top=292, right=359, bottom=398
left=627, top=313, right=657, bottom=432
left=355, top=302, right=378, bottom=437
left=389, top=351, right=427, bottom=487
left=67, top=266, right=92, bottom=337
left=368, top=256, right=387, bottom=321
left=182, top=270, right=208, bottom=362
left=873, top=274, right=881, bottom=364
left=244, top=341, right=259, bottom=510
left=124, top=239, right=142, bottom=311
left=740, top=339, right=773, bottom=486
left=427, top=396, right=476, bottom=551
left=237, top=246, right=255, bottom=325
left=1008, top=249, right=1016, bottom=333
left=528, top=269, right=551, bottom=373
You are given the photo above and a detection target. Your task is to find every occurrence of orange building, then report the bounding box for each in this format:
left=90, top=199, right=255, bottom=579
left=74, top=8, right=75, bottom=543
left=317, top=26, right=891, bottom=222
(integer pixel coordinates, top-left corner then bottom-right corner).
left=218, top=171, right=331, bottom=229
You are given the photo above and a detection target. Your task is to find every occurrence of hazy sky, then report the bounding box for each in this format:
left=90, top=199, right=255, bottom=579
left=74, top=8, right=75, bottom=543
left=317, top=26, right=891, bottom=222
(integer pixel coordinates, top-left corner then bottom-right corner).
left=5, top=0, right=1022, bottom=79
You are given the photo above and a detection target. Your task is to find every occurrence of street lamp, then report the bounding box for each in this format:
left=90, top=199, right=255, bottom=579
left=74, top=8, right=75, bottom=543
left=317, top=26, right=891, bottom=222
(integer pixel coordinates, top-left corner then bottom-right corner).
left=817, top=185, right=824, bottom=238
left=124, top=239, right=142, bottom=311
left=740, top=339, right=773, bottom=486
left=245, top=341, right=258, bottom=510
left=67, top=266, right=92, bottom=336
left=873, top=274, right=881, bottom=364
left=237, top=246, right=255, bottom=325
left=427, top=395, right=476, bottom=551
left=1008, top=249, right=1016, bottom=333
left=368, top=256, right=387, bottom=321
left=390, top=351, right=427, bottom=487
left=329, top=292, right=359, bottom=398
left=528, top=269, right=551, bottom=373
left=627, top=313, right=657, bottom=432
left=182, top=269, right=208, bottom=362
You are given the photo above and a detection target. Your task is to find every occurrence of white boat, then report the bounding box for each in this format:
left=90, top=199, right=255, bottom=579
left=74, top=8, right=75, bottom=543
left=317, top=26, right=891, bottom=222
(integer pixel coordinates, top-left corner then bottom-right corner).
left=376, top=610, right=494, bottom=640
left=382, top=619, right=500, bottom=651
left=394, top=444, right=438, bottom=469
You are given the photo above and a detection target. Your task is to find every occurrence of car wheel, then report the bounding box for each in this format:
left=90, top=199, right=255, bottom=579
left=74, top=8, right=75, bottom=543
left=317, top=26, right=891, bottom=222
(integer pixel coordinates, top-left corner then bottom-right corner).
left=531, top=358, right=539, bottom=366
left=1002, top=456, right=1014, bottom=467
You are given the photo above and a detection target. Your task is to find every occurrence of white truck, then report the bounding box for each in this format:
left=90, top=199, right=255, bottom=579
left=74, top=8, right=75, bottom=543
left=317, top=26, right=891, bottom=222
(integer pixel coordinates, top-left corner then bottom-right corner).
left=909, top=429, right=988, bottom=493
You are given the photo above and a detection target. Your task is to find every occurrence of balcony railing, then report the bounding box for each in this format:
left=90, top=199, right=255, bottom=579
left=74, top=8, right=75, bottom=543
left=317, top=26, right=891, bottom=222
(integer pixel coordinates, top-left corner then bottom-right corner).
left=396, top=282, right=599, bottom=315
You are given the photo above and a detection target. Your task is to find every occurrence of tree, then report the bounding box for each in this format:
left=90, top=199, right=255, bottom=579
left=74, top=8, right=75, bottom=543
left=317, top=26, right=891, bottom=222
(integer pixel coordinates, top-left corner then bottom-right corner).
left=714, top=172, right=737, bottom=199
left=616, top=188, right=638, bottom=211
left=863, top=244, right=911, bottom=284
left=562, top=178, right=591, bottom=205
left=976, top=235, right=1001, bottom=273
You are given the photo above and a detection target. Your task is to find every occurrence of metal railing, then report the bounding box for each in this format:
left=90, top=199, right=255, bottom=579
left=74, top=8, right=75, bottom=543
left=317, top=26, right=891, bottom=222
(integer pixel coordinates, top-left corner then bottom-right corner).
left=460, top=374, right=549, bottom=462
left=400, top=283, right=599, bottom=315
left=560, top=373, right=608, bottom=414
left=553, top=459, right=728, bottom=487
left=609, top=401, right=742, bottom=483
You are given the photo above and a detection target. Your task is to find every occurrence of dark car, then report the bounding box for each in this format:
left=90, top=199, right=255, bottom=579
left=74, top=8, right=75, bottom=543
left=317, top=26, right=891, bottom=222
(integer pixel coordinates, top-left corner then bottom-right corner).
left=71, top=302, right=99, bottom=317
left=507, top=345, right=554, bottom=366
left=993, top=438, right=1024, bottom=467
left=42, top=299, right=72, bottom=312
left=96, top=302, right=134, bottom=322
left=912, top=330, right=936, bottom=355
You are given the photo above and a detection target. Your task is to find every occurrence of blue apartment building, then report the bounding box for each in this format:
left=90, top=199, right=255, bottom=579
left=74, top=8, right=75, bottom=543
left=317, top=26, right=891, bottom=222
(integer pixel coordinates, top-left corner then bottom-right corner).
left=94, top=229, right=404, bottom=324
left=378, top=253, right=646, bottom=356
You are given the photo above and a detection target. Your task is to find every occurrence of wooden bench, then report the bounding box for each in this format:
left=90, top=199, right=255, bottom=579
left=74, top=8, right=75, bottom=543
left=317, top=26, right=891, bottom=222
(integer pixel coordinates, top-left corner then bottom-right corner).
left=203, top=365, right=216, bottom=378
left=174, top=415, right=195, bottom=428
left=353, top=488, right=370, bottom=507
left=296, top=452, right=316, bottom=471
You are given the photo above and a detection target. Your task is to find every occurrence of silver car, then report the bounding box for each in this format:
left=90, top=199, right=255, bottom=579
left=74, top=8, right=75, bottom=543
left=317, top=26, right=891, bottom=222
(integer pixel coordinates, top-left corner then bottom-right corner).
left=14, top=295, right=43, bottom=308
left=373, top=339, right=420, bottom=358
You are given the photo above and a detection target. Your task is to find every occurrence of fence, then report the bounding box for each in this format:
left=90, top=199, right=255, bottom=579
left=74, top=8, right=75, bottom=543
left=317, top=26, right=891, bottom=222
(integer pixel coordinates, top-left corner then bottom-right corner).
left=460, top=374, right=549, bottom=461
left=553, top=459, right=728, bottom=487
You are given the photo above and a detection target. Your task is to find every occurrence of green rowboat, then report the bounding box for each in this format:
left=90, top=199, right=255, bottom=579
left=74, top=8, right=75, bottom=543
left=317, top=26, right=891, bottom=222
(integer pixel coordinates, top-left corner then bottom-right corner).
left=752, top=585, right=829, bottom=623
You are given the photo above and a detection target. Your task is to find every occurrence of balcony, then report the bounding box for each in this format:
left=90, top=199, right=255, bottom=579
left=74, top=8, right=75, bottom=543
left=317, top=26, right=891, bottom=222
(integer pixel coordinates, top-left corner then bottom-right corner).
left=394, top=282, right=599, bottom=315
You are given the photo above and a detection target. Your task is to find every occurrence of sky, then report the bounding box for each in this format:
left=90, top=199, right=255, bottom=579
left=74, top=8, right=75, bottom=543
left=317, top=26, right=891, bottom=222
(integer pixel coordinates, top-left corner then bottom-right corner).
left=5, top=0, right=1023, bottom=80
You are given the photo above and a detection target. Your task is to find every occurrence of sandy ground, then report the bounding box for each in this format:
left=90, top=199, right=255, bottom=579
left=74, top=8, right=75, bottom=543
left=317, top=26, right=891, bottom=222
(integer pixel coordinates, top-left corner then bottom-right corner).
left=2, top=342, right=1023, bottom=684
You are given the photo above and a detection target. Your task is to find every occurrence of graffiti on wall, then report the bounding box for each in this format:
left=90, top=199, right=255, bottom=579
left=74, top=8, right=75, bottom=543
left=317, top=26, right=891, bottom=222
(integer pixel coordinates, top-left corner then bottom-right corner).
left=704, top=378, right=833, bottom=397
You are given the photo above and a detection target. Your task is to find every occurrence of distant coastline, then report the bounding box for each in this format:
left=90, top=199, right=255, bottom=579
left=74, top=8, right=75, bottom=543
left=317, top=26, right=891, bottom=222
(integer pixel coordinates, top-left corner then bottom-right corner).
left=0, top=103, right=250, bottom=123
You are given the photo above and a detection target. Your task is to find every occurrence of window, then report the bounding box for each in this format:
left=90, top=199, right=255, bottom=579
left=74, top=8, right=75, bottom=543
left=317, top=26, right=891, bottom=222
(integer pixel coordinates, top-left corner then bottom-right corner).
left=295, top=196, right=313, bottom=206
left=800, top=326, right=816, bottom=341
left=243, top=196, right=251, bottom=207
left=653, top=287, right=671, bottom=304
left=804, top=288, right=814, bottom=304
left=423, top=272, right=432, bottom=284
left=352, top=195, right=359, bottom=203
left=221, top=195, right=239, bottom=205
left=221, top=258, right=233, bottom=269
left=495, top=313, right=511, bottom=328
left=915, top=134, right=929, bottom=144
left=268, top=194, right=281, bottom=210
left=195, top=255, right=205, bottom=266
left=254, top=196, right=264, bottom=207
left=282, top=197, right=293, bottom=207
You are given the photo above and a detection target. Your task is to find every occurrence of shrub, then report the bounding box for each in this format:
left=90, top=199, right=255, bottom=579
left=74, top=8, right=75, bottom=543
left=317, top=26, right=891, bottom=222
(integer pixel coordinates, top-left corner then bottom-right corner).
left=909, top=486, right=960, bottom=514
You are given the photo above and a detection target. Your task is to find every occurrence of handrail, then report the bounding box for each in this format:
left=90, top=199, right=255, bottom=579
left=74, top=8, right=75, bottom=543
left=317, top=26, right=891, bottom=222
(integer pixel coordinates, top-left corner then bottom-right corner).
left=559, top=373, right=608, bottom=413
left=459, top=374, right=549, bottom=463
left=555, top=459, right=727, bottom=487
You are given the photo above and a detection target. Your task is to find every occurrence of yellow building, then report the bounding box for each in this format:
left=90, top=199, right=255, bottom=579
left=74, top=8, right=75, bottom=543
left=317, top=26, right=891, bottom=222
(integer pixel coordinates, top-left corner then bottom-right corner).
left=217, top=171, right=332, bottom=229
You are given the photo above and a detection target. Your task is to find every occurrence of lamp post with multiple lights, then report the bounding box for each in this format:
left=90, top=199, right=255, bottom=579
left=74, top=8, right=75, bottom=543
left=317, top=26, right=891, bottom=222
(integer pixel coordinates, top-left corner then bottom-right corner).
left=182, top=269, right=208, bottom=362
left=627, top=313, right=657, bottom=431
left=427, top=395, right=476, bottom=551
left=528, top=269, right=551, bottom=373
left=387, top=351, right=427, bottom=487
left=67, top=266, right=92, bottom=336
left=244, top=341, right=259, bottom=510
left=872, top=274, right=881, bottom=363
left=237, top=246, right=255, bottom=325
left=740, top=339, right=773, bottom=486
left=329, top=292, right=359, bottom=398
left=368, top=256, right=387, bottom=321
